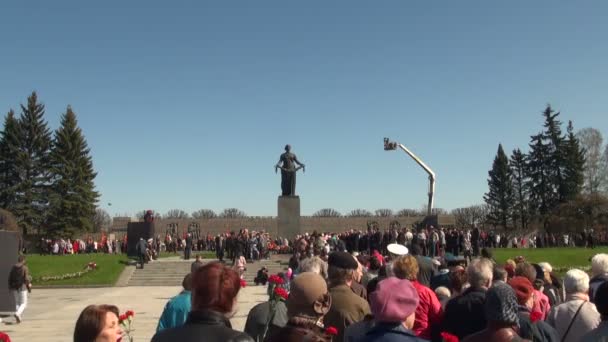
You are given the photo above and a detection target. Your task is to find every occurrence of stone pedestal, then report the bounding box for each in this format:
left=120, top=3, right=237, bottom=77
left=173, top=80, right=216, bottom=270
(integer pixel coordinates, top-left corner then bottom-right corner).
left=127, top=222, right=156, bottom=257
left=277, top=196, right=301, bottom=239
left=0, top=231, right=20, bottom=312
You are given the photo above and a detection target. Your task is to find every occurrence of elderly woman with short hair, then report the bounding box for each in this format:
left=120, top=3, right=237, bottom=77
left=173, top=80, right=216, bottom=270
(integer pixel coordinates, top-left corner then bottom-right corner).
left=547, top=269, right=601, bottom=342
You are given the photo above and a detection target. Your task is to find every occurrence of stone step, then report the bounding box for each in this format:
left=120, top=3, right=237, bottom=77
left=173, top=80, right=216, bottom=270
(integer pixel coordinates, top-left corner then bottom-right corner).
left=126, top=258, right=289, bottom=286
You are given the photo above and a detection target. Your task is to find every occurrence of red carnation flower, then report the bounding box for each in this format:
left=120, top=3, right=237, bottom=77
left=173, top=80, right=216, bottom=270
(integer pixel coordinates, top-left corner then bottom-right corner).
left=529, top=311, right=542, bottom=323
left=119, top=314, right=128, bottom=323
left=440, top=332, right=459, bottom=342
left=240, top=279, right=247, bottom=288
left=273, top=287, right=289, bottom=300
left=325, top=326, right=338, bottom=336
left=125, top=310, right=134, bottom=318
left=269, top=275, right=284, bottom=285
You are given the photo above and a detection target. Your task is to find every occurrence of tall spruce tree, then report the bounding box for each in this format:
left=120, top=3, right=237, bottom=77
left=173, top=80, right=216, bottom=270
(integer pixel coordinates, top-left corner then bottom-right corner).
left=527, top=133, right=553, bottom=227
left=541, top=105, right=568, bottom=203
left=0, top=110, right=23, bottom=211
left=484, top=144, right=513, bottom=229
left=510, top=148, right=529, bottom=230
left=47, top=106, right=98, bottom=238
left=562, top=121, right=585, bottom=201
left=14, top=92, right=52, bottom=235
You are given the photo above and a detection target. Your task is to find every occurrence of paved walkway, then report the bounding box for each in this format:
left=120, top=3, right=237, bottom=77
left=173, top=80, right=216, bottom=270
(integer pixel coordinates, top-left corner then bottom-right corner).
left=1, top=285, right=268, bottom=341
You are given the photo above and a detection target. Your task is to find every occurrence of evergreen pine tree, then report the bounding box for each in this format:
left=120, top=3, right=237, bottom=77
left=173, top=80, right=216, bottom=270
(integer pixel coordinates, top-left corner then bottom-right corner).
left=562, top=121, right=585, bottom=201
left=541, top=105, right=568, bottom=203
left=14, top=92, right=52, bottom=235
left=0, top=110, right=23, bottom=211
left=510, top=148, right=529, bottom=230
left=527, top=133, right=553, bottom=227
left=484, top=144, right=513, bottom=229
left=47, top=106, right=99, bottom=238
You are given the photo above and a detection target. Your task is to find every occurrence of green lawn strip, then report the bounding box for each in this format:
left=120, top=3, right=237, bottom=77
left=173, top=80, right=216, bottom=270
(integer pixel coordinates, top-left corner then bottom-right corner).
left=27, top=254, right=128, bottom=286
left=493, top=247, right=608, bottom=271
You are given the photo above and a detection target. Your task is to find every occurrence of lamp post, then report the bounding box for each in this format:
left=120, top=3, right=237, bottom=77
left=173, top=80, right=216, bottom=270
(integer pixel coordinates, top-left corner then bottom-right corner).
left=383, top=138, right=436, bottom=216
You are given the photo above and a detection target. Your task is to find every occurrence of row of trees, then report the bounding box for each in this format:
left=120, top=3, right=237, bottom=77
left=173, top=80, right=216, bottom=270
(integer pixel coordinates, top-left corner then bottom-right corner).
left=312, top=208, right=448, bottom=218
left=484, top=105, right=607, bottom=230
left=0, top=92, right=98, bottom=238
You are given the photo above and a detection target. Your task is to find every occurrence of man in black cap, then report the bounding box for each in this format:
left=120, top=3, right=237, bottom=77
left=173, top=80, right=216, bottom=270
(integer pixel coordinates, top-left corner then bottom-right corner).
left=324, top=252, right=371, bottom=342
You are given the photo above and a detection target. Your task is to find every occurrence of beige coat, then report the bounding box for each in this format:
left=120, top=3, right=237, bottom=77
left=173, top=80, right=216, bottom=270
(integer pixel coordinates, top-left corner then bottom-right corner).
left=546, top=295, right=601, bottom=342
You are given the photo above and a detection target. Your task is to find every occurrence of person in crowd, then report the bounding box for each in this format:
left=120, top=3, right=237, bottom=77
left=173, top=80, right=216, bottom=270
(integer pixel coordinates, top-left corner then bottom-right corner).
left=581, top=280, right=608, bottom=342
left=74, top=304, right=123, bottom=342
left=392, top=255, right=442, bottom=340
left=447, top=267, right=468, bottom=298
left=409, top=244, right=435, bottom=287
left=345, top=277, right=427, bottom=342
left=254, top=266, right=269, bottom=286
left=361, top=255, right=381, bottom=288
left=589, top=253, right=608, bottom=303
left=515, top=263, right=551, bottom=319
left=350, top=257, right=368, bottom=300
left=7, top=255, right=31, bottom=324
left=191, top=255, right=204, bottom=273
left=324, top=251, right=371, bottom=342
left=442, top=258, right=493, bottom=340
left=538, top=262, right=561, bottom=307
left=462, top=284, right=529, bottom=342
left=508, top=276, right=559, bottom=342
left=151, top=262, right=253, bottom=342
left=434, top=287, right=451, bottom=310
left=245, top=275, right=289, bottom=341
left=157, top=273, right=193, bottom=332
left=136, top=238, right=147, bottom=269
left=546, top=269, right=601, bottom=342
left=184, top=233, right=193, bottom=260
left=492, top=266, right=508, bottom=286
left=268, top=272, right=333, bottom=342
left=298, top=256, right=328, bottom=279
left=235, top=253, right=247, bottom=279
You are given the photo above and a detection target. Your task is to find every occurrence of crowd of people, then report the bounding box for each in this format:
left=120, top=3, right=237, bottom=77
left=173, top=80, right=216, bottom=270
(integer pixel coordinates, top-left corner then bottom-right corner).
left=6, top=225, right=608, bottom=342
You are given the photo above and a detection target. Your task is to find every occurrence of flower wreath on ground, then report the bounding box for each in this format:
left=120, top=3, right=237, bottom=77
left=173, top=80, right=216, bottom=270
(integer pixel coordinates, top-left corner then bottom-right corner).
left=35, top=261, right=98, bottom=282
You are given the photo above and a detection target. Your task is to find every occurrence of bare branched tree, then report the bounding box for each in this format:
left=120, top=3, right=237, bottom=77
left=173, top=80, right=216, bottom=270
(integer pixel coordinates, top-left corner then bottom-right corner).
left=348, top=209, right=373, bottom=217
left=93, top=208, right=112, bottom=232
left=313, top=208, right=342, bottom=217
left=375, top=209, right=393, bottom=217
left=192, top=209, right=217, bottom=219
left=220, top=208, right=247, bottom=219
left=164, top=209, right=190, bottom=219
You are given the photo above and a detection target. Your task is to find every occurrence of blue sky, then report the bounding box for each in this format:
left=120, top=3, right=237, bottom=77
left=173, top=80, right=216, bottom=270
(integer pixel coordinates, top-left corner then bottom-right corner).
left=1, top=1, right=607, bottom=217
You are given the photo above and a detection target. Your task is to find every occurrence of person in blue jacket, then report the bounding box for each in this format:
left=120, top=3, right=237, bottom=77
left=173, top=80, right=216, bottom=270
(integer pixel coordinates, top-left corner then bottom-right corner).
left=157, top=273, right=192, bottom=332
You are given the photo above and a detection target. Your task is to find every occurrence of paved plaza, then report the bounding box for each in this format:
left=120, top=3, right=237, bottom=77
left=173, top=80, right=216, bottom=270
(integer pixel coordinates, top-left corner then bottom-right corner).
left=1, top=285, right=268, bottom=341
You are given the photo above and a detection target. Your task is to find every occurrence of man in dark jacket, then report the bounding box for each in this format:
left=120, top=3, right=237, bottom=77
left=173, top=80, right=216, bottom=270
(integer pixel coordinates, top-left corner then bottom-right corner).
left=136, top=238, right=147, bottom=269
left=409, top=244, right=435, bottom=287
left=184, top=233, right=193, bottom=260
left=8, top=255, right=31, bottom=323
left=442, top=258, right=492, bottom=340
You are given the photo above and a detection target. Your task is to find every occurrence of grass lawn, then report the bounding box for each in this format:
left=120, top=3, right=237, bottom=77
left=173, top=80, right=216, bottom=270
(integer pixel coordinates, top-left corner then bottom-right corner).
left=27, top=253, right=128, bottom=286
left=492, top=247, right=608, bottom=271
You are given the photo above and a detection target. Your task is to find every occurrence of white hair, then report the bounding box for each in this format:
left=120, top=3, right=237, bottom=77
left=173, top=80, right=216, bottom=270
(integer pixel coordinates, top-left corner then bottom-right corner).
left=564, top=269, right=590, bottom=294
left=538, top=262, right=552, bottom=274
left=467, top=258, right=494, bottom=288
left=435, top=286, right=451, bottom=298
left=591, top=254, right=608, bottom=276
left=299, top=256, right=328, bottom=279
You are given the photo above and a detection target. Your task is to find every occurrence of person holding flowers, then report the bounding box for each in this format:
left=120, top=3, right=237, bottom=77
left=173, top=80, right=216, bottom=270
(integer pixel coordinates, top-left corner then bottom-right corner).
left=245, top=272, right=289, bottom=341
left=73, top=304, right=124, bottom=342
left=268, top=272, right=334, bottom=342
